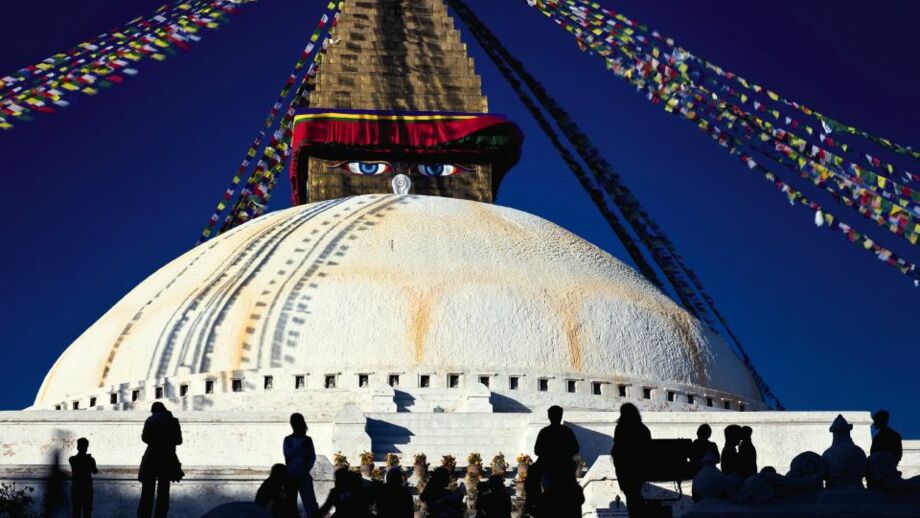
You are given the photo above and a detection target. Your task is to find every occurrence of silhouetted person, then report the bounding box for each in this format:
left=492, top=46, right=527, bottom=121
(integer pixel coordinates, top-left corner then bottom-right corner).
left=475, top=475, right=511, bottom=518
left=256, top=463, right=293, bottom=517
left=523, top=459, right=543, bottom=517
left=689, top=424, right=720, bottom=476
left=319, top=468, right=373, bottom=518
left=419, top=467, right=463, bottom=518
left=284, top=413, right=318, bottom=518
left=871, top=410, right=903, bottom=466
left=720, top=425, right=742, bottom=477
left=69, top=437, right=98, bottom=518
left=611, top=403, right=650, bottom=517
left=138, top=402, right=182, bottom=518
left=534, top=406, right=579, bottom=489
left=737, top=426, right=758, bottom=478
left=375, top=467, right=413, bottom=518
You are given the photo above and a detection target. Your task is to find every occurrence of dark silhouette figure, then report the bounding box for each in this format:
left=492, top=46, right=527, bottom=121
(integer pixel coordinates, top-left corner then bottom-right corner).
left=611, top=403, right=651, bottom=517
left=375, top=467, right=413, bottom=518
left=44, top=447, right=67, bottom=518
left=419, top=467, right=463, bottom=518
left=284, top=413, right=319, bottom=518
left=69, top=437, right=98, bottom=518
left=475, top=475, right=511, bottom=518
left=720, top=425, right=743, bottom=477
left=737, top=426, right=758, bottom=478
left=318, top=468, right=373, bottom=518
left=138, top=402, right=182, bottom=518
left=689, top=424, right=720, bottom=476
left=534, top=406, right=579, bottom=488
left=871, top=410, right=903, bottom=465
left=523, top=459, right=543, bottom=517
left=256, top=464, right=294, bottom=517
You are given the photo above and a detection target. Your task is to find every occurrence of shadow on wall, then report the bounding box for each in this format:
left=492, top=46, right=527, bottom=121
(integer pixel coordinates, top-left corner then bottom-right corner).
left=367, top=418, right=414, bottom=456
left=567, top=423, right=613, bottom=467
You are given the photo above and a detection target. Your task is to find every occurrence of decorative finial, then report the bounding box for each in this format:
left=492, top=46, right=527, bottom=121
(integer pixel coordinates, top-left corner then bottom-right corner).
left=391, top=173, right=411, bottom=195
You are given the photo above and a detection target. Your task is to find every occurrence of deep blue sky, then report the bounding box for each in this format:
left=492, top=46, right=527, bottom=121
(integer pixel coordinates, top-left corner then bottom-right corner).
left=1, top=1, right=917, bottom=435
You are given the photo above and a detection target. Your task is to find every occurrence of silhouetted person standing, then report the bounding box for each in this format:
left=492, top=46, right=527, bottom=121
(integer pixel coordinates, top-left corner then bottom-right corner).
left=737, top=426, right=758, bottom=478
left=256, top=463, right=294, bottom=517
left=611, top=403, right=650, bottom=517
left=69, top=437, right=98, bottom=518
left=534, top=406, right=579, bottom=487
left=720, top=425, right=742, bottom=477
left=375, top=467, right=413, bottom=518
left=138, top=402, right=182, bottom=518
left=689, top=424, right=720, bottom=476
left=871, top=410, right=903, bottom=466
left=284, top=413, right=318, bottom=518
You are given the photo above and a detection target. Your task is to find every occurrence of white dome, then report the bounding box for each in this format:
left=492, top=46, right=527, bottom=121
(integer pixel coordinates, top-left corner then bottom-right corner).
left=35, top=194, right=762, bottom=408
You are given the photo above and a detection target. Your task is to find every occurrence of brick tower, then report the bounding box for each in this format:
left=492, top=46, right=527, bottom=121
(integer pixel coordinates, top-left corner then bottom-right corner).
left=290, top=0, right=521, bottom=205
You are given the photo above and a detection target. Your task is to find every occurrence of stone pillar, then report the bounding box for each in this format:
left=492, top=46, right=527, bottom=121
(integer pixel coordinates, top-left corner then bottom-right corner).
left=369, top=383, right=397, bottom=412
left=463, top=382, right=492, bottom=412
left=331, top=403, right=371, bottom=462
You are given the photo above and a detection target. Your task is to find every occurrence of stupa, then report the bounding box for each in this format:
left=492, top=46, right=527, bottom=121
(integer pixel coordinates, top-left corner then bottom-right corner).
left=2, top=1, right=916, bottom=516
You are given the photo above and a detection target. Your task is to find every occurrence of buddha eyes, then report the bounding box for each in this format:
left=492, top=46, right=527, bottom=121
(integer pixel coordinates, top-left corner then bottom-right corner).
left=416, top=164, right=459, bottom=177
left=334, top=161, right=468, bottom=176
left=345, top=162, right=391, bottom=175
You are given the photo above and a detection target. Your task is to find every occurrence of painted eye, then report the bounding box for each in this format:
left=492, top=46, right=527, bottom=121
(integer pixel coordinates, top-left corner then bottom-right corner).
left=416, top=164, right=458, bottom=177
left=345, top=162, right=391, bottom=175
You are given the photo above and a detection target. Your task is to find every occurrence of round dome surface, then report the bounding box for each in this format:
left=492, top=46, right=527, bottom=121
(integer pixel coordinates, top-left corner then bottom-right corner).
left=36, top=195, right=761, bottom=406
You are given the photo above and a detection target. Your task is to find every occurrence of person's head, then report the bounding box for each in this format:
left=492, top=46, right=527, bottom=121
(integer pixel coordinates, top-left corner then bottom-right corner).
left=290, top=412, right=307, bottom=435
left=269, top=463, right=286, bottom=481
left=150, top=402, right=167, bottom=414
left=548, top=405, right=564, bottom=425
left=488, top=474, right=505, bottom=492
left=429, top=466, right=450, bottom=488
left=741, top=426, right=753, bottom=441
left=873, top=409, right=890, bottom=427
left=724, top=424, right=742, bottom=445
left=76, top=437, right=89, bottom=453
left=618, top=403, right=641, bottom=424
left=696, top=424, right=712, bottom=440
left=385, top=466, right=403, bottom=486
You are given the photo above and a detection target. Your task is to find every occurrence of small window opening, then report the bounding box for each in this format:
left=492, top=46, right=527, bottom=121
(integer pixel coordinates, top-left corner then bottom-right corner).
left=617, top=384, right=627, bottom=397
left=295, top=375, right=305, bottom=389
left=359, top=374, right=369, bottom=387
left=55, top=405, right=62, bottom=411
left=567, top=380, right=577, bottom=393
left=89, top=397, right=97, bottom=407
left=419, top=375, right=430, bottom=388
left=155, top=386, right=164, bottom=399
left=72, top=401, right=79, bottom=410
left=180, top=384, right=189, bottom=397
left=479, top=375, right=490, bottom=387
left=667, top=391, right=675, bottom=402
left=509, top=376, right=519, bottom=390
left=110, top=393, right=118, bottom=405
left=132, top=389, right=140, bottom=402
left=739, top=403, right=746, bottom=412
left=706, top=397, right=714, bottom=407
left=232, top=379, right=243, bottom=392
left=325, top=375, right=337, bottom=389
left=538, top=378, right=549, bottom=392
left=205, top=380, right=215, bottom=394
left=264, top=376, right=273, bottom=390
left=723, top=400, right=731, bottom=410
left=448, top=374, right=460, bottom=388
left=643, top=387, right=652, bottom=400
left=592, top=382, right=602, bottom=395
left=687, top=394, right=695, bottom=405
left=388, top=374, right=400, bottom=387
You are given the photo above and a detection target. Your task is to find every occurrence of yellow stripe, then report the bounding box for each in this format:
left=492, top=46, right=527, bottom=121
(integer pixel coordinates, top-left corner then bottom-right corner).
left=293, top=112, right=482, bottom=124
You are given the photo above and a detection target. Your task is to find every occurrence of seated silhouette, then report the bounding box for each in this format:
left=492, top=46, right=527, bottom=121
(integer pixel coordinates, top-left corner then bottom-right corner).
left=611, top=403, right=651, bottom=517
left=475, top=474, right=512, bottom=518
left=69, top=437, right=98, bottom=518
left=375, top=466, right=413, bottom=518
left=689, top=424, right=720, bottom=476
left=737, top=426, right=758, bottom=478
left=319, top=468, right=373, bottom=517
left=419, top=466, right=463, bottom=518
left=256, top=463, right=294, bottom=517
left=871, top=409, right=903, bottom=466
